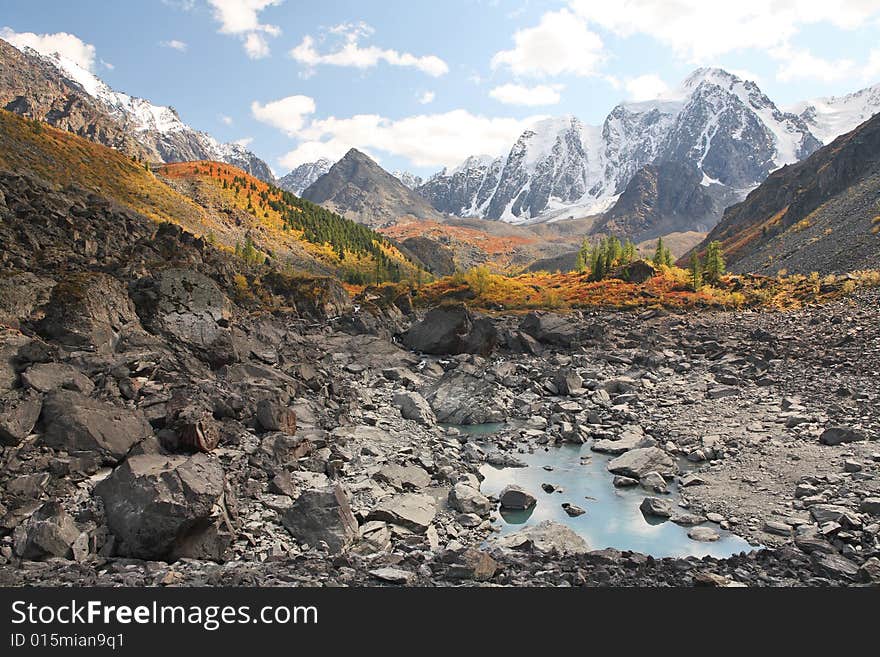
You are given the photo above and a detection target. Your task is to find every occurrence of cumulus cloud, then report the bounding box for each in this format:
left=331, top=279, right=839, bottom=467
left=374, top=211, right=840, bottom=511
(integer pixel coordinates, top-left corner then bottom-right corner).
left=489, top=83, right=563, bottom=106
left=276, top=108, right=544, bottom=170
left=566, top=0, right=880, bottom=83
left=233, top=137, right=254, bottom=147
left=0, top=27, right=97, bottom=71
left=418, top=91, right=435, bottom=104
left=290, top=22, right=449, bottom=77
left=219, top=114, right=234, bottom=125
left=160, top=39, right=188, bottom=52
left=490, top=9, right=605, bottom=77
left=207, top=0, right=282, bottom=59
left=624, top=74, right=670, bottom=102
left=250, top=95, right=317, bottom=135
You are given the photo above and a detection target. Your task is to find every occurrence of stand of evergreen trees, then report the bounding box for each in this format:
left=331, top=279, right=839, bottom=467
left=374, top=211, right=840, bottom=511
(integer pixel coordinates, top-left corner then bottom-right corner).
left=575, top=235, right=638, bottom=281
left=689, top=241, right=725, bottom=291
left=222, top=174, right=413, bottom=284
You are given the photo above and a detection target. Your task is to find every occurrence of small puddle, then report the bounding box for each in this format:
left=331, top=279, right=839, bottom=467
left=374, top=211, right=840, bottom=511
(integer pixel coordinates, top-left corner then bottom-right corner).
left=440, top=422, right=508, bottom=436
left=477, top=441, right=756, bottom=558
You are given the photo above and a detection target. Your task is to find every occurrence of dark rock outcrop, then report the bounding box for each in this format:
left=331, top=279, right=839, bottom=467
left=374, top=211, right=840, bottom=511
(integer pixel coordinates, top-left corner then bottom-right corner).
left=40, top=390, right=153, bottom=463
left=281, top=485, right=358, bottom=554
left=403, top=304, right=496, bottom=356
left=95, top=453, right=232, bottom=560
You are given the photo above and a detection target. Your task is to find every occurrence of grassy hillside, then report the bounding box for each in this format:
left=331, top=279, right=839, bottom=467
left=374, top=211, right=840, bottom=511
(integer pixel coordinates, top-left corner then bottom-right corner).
left=0, top=110, right=422, bottom=284
left=157, top=161, right=424, bottom=284
left=0, top=110, right=207, bottom=233
left=412, top=266, right=880, bottom=312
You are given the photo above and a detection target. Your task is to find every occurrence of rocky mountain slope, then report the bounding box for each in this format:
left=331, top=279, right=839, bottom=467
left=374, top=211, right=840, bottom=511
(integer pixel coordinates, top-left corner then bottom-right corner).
left=0, top=37, right=274, bottom=182
left=2, top=161, right=878, bottom=586
left=689, top=112, right=880, bottom=274
left=302, top=148, right=446, bottom=227
left=594, top=160, right=727, bottom=242
left=417, top=69, right=826, bottom=226
left=277, top=158, right=333, bottom=195
left=0, top=109, right=419, bottom=283
left=392, top=170, right=424, bottom=189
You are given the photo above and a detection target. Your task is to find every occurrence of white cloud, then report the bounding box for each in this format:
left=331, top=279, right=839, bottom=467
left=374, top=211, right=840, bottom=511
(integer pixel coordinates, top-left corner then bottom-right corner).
left=771, top=44, right=856, bottom=83
left=219, top=114, right=234, bottom=125
left=567, top=0, right=880, bottom=83
left=569, top=0, right=878, bottom=61
left=864, top=49, right=880, bottom=82
left=101, top=60, right=115, bottom=71
left=624, top=74, right=669, bottom=102
left=490, top=9, right=605, bottom=77
left=1, top=27, right=96, bottom=71
left=489, top=83, right=563, bottom=106
left=160, top=39, right=188, bottom=52
left=207, top=0, right=282, bottom=59
left=418, top=91, right=435, bottom=104
left=278, top=109, right=545, bottom=169
left=233, top=137, right=254, bottom=147
left=290, top=22, right=449, bottom=77
left=250, top=95, right=317, bottom=135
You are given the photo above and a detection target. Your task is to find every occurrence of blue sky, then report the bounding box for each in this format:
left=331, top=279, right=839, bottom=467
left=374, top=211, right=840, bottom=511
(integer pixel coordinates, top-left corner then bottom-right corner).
left=3, top=0, right=880, bottom=177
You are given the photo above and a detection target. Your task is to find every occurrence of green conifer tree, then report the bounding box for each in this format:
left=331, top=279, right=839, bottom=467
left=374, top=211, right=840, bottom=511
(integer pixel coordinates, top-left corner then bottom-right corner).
left=690, top=252, right=703, bottom=291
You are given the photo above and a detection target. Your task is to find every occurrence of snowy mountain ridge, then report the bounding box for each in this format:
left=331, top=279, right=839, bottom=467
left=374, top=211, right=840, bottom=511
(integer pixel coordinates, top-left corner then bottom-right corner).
left=17, top=45, right=275, bottom=182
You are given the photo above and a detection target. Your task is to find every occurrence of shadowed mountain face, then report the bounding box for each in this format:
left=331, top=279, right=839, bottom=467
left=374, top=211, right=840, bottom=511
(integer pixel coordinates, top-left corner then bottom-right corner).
left=302, top=148, right=446, bottom=228
left=688, top=112, right=880, bottom=274
left=594, top=160, right=735, bottom=243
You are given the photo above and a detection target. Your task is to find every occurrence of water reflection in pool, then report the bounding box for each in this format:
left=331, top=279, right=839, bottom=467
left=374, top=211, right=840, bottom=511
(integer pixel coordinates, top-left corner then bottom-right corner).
left=478, top=442, right=756, bottom=558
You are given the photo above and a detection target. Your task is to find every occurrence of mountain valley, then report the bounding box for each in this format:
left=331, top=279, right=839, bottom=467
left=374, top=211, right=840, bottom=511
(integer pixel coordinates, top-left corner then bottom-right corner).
left=0, top=22, right=879, bottom=595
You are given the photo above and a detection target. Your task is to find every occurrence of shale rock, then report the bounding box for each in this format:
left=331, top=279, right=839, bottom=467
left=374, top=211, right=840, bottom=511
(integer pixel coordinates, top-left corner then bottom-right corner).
left=40, top=390, right=153, bottom=462
left=281, top=485, right=358, bottom=554
left=403, top=304, right=497, bottom=356
left=95, top=453, right=230, bottom=560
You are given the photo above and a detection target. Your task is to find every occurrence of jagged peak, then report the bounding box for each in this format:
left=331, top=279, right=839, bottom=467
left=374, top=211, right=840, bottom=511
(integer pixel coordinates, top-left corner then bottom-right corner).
left=681, top=67, right=743, bottom=91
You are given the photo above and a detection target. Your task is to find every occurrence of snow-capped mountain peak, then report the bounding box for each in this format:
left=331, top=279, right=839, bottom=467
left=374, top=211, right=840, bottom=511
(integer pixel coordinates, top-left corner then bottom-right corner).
left=13, top=44, right=274, bottom=181
left=417, top=67, right=834, bottom=224
left=277, top=159, right=333, bottom=195
left=392, top=170, right=424, bottom=189
left=789, top=82, right=880, bottom=144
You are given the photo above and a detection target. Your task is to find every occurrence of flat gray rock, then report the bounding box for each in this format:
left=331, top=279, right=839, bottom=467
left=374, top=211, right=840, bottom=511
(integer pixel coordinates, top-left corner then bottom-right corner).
left=494, top=520, right=589, bottom=555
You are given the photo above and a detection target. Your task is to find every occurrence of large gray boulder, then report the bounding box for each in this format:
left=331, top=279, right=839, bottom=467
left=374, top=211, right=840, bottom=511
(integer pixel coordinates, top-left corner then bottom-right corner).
left=819, top=426, right=866, bottom=446
left=0, top=390, right=42, bottom=446
left=499, top=485, right=537, bottom=510
left=21, top=363, right=94, bottom=395
left=38, top=273, right=143, bottom=352
left=281, top=485, right=359, bottom=554
left=448, top=483, right=493, bottom=516
left=607, top=447, right=675, bottom=479
left=494, top=520, right=589, bottom=555
left=40, top=390, right=152, bottom=463
left=520, top=312, right=584, bottom=347
left=368, top=492, right=437, bottom=533
left=392, top=391, right=436, bottom=425
left=373, top=464, right=432, bottom=492
left=403, top=304, right=496, bottom=356
left=131, top=269, right=235, bottom=365
left=639, top=496, right=673, bottom=518
left=95, top=453, right=231, bottom=560
left=422, top=369, right=512, bottom=424
left=13, top=502, right=80, bottom=560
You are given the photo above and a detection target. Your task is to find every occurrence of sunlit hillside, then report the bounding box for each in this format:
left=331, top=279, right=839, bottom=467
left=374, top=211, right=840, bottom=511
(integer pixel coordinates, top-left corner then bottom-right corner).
left=0, top=110, right=423, bottom=284
left=158, top=161, right=424, bottom=283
